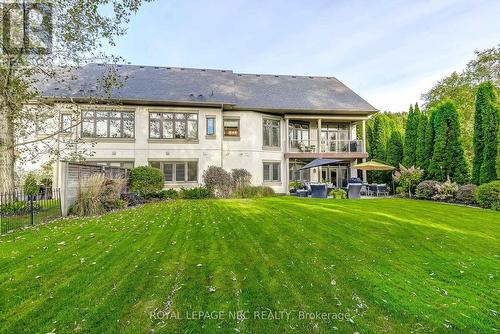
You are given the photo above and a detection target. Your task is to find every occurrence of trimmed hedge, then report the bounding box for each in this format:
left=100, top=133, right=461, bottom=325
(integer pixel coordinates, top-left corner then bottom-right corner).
left=476, top=181, right=500, bottom=210
left=130, top=166, right=164, bottom=197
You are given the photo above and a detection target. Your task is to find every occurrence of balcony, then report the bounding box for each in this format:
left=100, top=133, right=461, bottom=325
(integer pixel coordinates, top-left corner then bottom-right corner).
left=286, top=139, right=367, bottom=159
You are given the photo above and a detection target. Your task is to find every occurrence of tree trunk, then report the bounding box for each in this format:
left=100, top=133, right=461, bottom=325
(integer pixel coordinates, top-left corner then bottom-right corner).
left=0, top=101, right=16, bottom=193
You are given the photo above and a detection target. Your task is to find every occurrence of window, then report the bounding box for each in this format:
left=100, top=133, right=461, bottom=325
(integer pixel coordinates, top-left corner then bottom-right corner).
left=92, top=161, right=135, bottom=169
left=263, top=162, right=280, bottom=182
left=206, top=116, right=216, bottom=136
left=149, top=112, right=198, bottom=139
left=263, top=118, right=280, bottom=147
left=149, top=161, right=198, bottom=183
left=81, top=110, right=134, bottom=138
left=60, top=114, right=73, bottom=133
left=223, top=118, right=240, bottom=137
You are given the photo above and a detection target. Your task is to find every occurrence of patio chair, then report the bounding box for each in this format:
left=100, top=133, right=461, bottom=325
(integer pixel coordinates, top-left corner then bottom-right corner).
left=296, top=189, right=308, bottom=197
left=368, top=184, right=378, bottom=197
left=310, top=184, right=328, bottom=198
left=360, top=184, right=369, bottom=196
left=347, top=183, right=362, bottom=199
left=377, top=184, right=389, bottom=197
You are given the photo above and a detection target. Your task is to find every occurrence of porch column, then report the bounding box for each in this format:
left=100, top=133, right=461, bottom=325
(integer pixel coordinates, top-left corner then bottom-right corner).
left=362, top=120, right=366, bottom=153
left=317, top=118, right=321, bottom=153
left=362, top=120, right=367, bottom=182
left=285, top=118, right=289, bottom=153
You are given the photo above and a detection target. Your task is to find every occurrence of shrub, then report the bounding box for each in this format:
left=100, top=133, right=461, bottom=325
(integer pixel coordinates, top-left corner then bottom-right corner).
left=130, top=166, right=164, bottom=197
left=416, top=180, right=441, bottom=200
left=476, top=180, right=500, bottom=210
left=202, top=166, right=232, bottom=198
left=101, top=178, right=127, bottom=210
left=23, top=173, right=39, bottom=196
left=432, top=179, right=458, bottom=202
left=121, top=192, right=144, bottom=206
left=158, top=189, right=178, bottom=199
left=70, top=175, right=107, bottom=216
left=395, top=186, right=408, bottom=198
left=234, top=186, right=275, bottom=198
left=330, top=188, right=347, bottom=199
left=232, top=169, right=252, bottom=190
left=179, top=187, right=212, bottom=199
left=456, top=184, right=477, bottom=204
left=393, top=165, right=424, bottom=197
left=0, top=201, right=40, bottom=215
left=289, top=181, right=303, bottom=192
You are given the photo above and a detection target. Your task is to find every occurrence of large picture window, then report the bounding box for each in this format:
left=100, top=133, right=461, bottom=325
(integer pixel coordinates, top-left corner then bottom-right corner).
left=263, top=118, right=280, bottom=147
left=81, top=110, right=134, bottom=138
left=149, top=161, right=198, bottom=183
left=263, top=162, right=280, bottom=182
left=149, top=112, right=198, bottom=139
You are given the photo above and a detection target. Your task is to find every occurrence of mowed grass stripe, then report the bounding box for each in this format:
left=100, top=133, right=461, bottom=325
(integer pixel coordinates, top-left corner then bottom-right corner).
left=0, top=197, right=498, bottom=333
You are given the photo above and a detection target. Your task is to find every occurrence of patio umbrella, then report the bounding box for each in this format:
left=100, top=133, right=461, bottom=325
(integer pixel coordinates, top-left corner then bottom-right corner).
left=299, top=158, right=342, bottom=170
left=352, top=160, right=395, bottom=171
left=352, top=160, right=396, bottom=193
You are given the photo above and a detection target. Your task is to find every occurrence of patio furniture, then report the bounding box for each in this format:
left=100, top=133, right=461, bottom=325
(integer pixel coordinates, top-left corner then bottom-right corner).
left=368, top=184, right=378, bottom=196
left=360, top=184, right=369, bottom=196
left=377, top=184, right=389, bottom=197
left=296, top=189, right=308, bottom=197
left=347, top=183, right=362, bottom=199
left=310, top=184, right=328, bottom=198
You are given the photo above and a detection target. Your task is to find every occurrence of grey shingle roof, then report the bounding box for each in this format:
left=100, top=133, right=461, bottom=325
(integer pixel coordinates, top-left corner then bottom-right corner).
left=38, top=64, right=377, bottom=112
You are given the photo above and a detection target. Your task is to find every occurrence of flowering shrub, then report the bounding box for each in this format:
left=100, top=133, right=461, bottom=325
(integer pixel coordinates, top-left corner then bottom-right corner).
left=416, top=180, right=441, bottom=200
left=393, top=165, right=424, bottom=197
left=432, top=179, right=458, bottom=201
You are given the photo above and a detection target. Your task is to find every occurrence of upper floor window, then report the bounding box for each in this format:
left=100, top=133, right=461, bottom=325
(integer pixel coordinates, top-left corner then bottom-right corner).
left=60, top=113, right=73, bottom=133
left=81, top=110, right=134, bottom=138
left=206, top=116, right=216, bottom=136
left=263, top=118, right=280, bottom=147
left=223, top=118, right=239, bottom=137
left=149, top=112, right=198, bottom=139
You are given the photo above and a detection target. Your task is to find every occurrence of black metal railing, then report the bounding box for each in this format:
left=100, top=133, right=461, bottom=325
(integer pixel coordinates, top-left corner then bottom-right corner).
left=0, top=188, right=62, bottom=234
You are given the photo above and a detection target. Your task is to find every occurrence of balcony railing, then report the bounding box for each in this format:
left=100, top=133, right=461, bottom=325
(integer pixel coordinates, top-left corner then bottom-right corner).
left=289, top=139, right=363, bottom=153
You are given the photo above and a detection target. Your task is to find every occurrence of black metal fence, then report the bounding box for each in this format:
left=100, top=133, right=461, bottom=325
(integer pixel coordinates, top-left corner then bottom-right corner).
left=0, top=189, right=62, bottom=234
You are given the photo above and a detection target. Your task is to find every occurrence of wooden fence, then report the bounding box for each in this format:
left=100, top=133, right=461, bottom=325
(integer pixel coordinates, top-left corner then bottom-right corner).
left=60, top=162, right=130, bottom=216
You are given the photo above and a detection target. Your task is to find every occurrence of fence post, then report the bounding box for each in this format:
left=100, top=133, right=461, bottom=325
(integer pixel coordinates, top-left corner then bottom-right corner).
left=30, top=194, right=34, bottom=225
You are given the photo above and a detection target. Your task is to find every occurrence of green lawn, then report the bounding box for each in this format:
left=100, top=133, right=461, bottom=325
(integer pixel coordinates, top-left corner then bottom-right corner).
left=0, top=197, right=498, bottom=333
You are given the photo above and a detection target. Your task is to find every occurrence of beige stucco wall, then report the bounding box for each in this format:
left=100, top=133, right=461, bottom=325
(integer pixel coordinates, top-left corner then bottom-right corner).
left=52, top=103, right=366, bottom=193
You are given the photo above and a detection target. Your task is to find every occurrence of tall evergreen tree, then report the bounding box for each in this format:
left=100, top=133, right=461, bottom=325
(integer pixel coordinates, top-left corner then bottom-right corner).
left=386, top=131, right=404, bottom=168
left=403, top=104, right=420, bottom=166
left=415, top=106, right=428, bottom=169
left=422, top=109, right=437, bottom=173
left=428, top=102, right=469, bottom=183
left=371, top=116, right=387, bottom=161
left=478, top=82, right=499, bottom=184
left=472, top=83, right=486, bottom=184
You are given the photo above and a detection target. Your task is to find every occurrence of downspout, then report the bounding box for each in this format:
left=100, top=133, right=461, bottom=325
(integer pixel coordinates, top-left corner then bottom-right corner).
left=220, top=103, right=224, bottom=168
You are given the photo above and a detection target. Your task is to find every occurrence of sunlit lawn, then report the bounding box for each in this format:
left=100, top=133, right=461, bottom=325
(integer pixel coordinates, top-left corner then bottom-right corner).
left=0, top=197, right=498, bottom=333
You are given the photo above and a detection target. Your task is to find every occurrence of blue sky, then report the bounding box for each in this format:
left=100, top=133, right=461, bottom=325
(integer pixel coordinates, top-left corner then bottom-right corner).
left=108, top=0, right=500, bottom=112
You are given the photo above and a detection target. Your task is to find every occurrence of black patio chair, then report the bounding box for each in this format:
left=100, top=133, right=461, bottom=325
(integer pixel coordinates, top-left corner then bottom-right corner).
left=310, top=184, right=328, bottom=198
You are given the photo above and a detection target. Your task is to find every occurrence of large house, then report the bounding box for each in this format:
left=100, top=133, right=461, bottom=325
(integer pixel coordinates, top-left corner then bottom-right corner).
left=40, top=64, right=378, bottom=193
